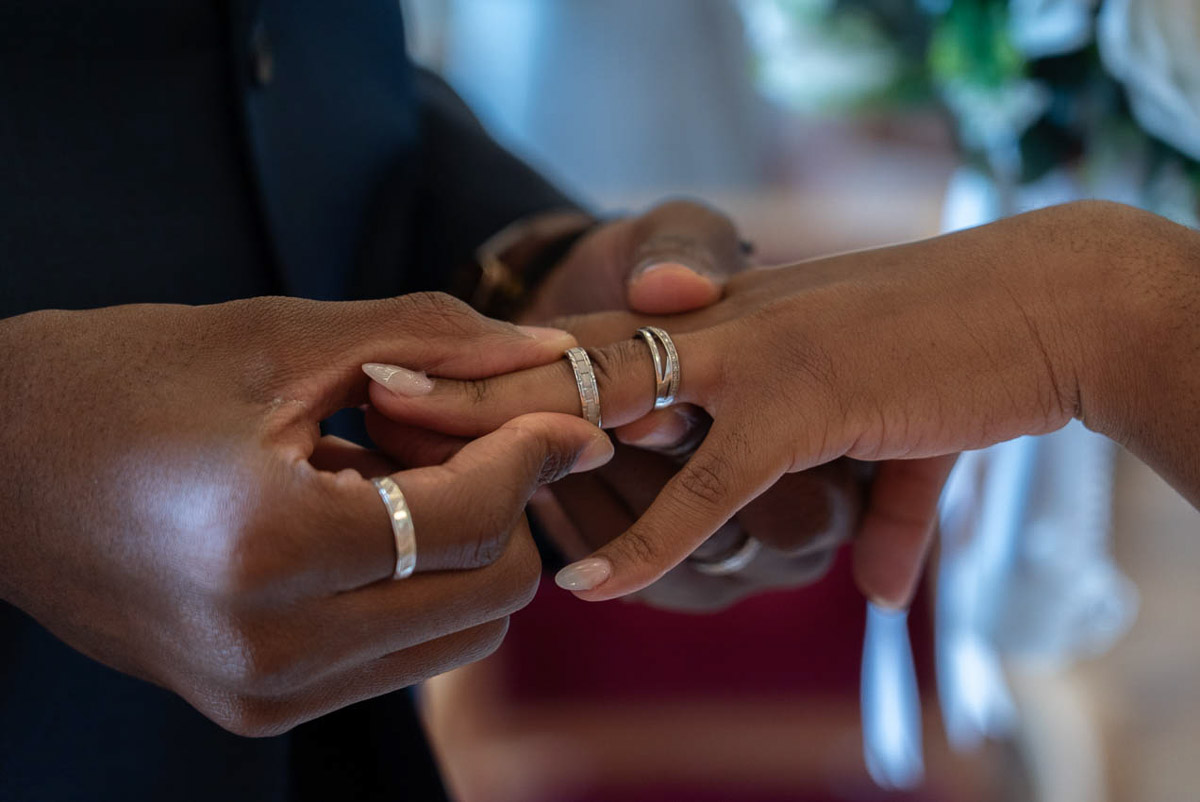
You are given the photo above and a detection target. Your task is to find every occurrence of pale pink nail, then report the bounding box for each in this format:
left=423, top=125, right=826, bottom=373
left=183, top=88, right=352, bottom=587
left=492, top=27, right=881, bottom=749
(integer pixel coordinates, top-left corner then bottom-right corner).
left=362, top=363, right=434, bottom=396
left=555, top=557, right=612, bottom=591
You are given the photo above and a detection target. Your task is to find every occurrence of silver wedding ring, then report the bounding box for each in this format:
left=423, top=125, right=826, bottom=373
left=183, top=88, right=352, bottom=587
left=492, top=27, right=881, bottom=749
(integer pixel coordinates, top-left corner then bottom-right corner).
left=372, top=476, right=417, bottom=579
left=564, top=346, right=603, bottom=427
left=688, top=532, right=762, bottom=576
left=634, top=326, right=680, bottom=409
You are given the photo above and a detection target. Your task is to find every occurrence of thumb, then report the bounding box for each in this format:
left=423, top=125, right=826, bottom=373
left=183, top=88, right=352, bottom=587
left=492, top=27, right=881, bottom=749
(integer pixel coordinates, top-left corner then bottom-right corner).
left=315, top=412, right=615, bottom=587
left=622, top=200, right=746, bottom=315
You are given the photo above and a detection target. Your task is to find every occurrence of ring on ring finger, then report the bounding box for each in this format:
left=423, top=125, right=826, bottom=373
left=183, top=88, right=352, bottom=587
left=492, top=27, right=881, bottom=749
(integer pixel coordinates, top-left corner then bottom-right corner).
left=634, top=326, right=680, bottom=409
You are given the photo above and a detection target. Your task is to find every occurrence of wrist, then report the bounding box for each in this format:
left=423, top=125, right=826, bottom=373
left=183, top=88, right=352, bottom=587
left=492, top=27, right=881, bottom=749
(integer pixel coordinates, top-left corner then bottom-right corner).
left=1058, top=203, right=1200, bottom=458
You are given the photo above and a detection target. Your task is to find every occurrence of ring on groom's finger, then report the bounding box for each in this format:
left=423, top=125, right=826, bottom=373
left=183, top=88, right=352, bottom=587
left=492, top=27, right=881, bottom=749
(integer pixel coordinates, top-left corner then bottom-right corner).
left=634, top=326, right=680, bottom=409
left=372, top=476, right=417, bottom=579
left=564, top=347, right=603, bottom=428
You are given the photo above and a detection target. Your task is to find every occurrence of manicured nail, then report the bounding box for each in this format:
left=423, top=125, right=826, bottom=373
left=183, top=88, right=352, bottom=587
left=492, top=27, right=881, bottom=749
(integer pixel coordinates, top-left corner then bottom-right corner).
left=555, top=557, right=612, bottom=591
left=573, top=435, right=615, bottom=473
left=362, top=363, right=435, bottom=396
left=517, top=325, right=575, bottom=345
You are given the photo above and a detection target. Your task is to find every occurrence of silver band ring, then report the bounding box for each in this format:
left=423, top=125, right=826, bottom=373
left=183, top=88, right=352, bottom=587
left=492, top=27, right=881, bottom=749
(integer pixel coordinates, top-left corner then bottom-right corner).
left=564, top=347, right=603, bottom=427
left=634, top=326, right=680, bottom=409
left=372, top=476, right=417, bottom=579
left=688, top=532, right=762, bottom=576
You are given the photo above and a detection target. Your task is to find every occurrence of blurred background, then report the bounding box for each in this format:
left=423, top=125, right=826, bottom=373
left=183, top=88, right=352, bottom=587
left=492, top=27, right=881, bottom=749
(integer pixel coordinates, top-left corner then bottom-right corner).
left=397, top=1, right=1200, bottom=800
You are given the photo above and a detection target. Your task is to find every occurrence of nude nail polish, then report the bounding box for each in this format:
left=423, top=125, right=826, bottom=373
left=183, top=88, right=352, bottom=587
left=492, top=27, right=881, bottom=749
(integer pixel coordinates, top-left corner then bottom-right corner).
left=362, top=363, right=435, bottom=396
left=555, top=557, right=612, bottom=591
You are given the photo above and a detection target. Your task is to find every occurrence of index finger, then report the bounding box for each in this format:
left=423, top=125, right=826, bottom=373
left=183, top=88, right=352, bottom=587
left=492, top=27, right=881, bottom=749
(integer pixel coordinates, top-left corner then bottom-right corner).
left=554, top=423, right=787, bottom=600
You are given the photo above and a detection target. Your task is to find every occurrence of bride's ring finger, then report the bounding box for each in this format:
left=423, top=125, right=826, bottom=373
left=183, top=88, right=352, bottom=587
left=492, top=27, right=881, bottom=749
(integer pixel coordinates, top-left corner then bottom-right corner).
left=634, top=326, right=681, bottom=409
left=366, top=328, right=717, bottom=439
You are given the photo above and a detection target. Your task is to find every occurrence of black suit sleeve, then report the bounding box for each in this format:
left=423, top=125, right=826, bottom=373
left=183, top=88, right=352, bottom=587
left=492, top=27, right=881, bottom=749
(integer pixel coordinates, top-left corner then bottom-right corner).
left=355, top=68, right=585, bottom=299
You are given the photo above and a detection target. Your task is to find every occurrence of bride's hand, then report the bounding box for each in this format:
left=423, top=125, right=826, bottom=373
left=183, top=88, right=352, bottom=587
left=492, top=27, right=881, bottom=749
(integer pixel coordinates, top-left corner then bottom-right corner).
left=365, top=202, right=1197, bottom=607
left=516, top=199, right=864, bottom=609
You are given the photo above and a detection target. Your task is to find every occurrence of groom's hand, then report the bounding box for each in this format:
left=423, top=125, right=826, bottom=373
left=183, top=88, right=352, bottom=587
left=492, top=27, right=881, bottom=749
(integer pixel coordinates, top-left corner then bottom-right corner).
left=519, top=199, right=740, bottom=322
left=0, top=294, right=612, bottom=736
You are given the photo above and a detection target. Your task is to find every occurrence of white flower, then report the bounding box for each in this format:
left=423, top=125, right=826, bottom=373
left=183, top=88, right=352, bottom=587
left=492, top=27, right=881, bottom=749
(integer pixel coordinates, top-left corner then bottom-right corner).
left=1009, top=0, right=1099, bottom=58
left=1098, top=0, right=1200, bottom=161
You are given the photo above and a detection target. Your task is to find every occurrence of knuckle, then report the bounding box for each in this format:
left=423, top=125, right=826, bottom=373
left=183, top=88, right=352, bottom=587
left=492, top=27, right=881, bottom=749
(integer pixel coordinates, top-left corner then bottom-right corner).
left=614, top=527, right=661, bottom=565
left=213, top=621, right=301, bottom=697
left=398, top=290, right=470, bottom=317
left=463, top=377, right=490, bottom=405
left=436, top=620, right=512, bottom=676
left=504, top=419, right=576, bottom=487
left=677, top=450, right=733, bottom=509
left=586, top=341, right=640, bottom=396
left=466, top=618, right=512, bottom=664
left=211, top=527, right=292, bottom=602
left=536, top=447, right=578, bottom=485
left=450, top=479, right=525, bottom=569
left=507, top=429, right=579, bottom=486
left=468, top=524, right=510, bottom=568
left=202, top=693, right=293, bottom=738
left=397, top=292, right=481, bottom=336
left=497, top=535, right=543, bottom=615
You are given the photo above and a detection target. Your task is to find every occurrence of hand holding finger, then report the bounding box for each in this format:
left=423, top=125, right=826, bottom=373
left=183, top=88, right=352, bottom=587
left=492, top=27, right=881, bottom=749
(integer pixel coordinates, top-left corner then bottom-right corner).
left=621, top=199, right=746, bottom=314
left=325, top=411, right=614, bottom=579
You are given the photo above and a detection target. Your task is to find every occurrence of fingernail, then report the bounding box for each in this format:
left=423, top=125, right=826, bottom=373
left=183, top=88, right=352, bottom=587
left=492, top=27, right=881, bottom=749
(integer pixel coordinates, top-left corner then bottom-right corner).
left=362, top=363, right=435, bottom=397
left=619, top=416, right=689, bottom=450
left=620, top=428, right=678, bottom=449
left=517, top=325, right=576, bottom=346
left=631, top=260, right=706, bottom=281
left=617, top=406, right=695, bottom=450
left=573, top=435, right=615, bottom=473
left=555, top=557, right=612, bottom=591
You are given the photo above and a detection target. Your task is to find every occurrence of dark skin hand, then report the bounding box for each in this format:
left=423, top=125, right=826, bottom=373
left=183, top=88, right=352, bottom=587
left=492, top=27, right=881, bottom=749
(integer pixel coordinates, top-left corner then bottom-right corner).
left=366, top=201, right=1200, bottom=609
left=0, top=294, right=613, bottom=736
left=369, top=200, right=864, bottom=611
